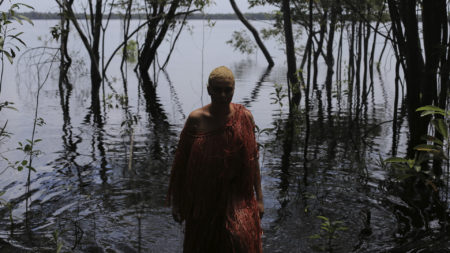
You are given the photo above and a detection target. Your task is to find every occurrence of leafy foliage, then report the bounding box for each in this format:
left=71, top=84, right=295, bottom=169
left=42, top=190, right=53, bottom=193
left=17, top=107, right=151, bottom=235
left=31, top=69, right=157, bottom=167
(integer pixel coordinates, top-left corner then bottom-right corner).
left=270, top=83, right=287, bottom=107
left=309, top=215, right=348, bottom=252
left=0, top=2, right=33, bottom=64
left=384, top=105, right=449, bottom=185
left=226, top=30, right=257, bottom=54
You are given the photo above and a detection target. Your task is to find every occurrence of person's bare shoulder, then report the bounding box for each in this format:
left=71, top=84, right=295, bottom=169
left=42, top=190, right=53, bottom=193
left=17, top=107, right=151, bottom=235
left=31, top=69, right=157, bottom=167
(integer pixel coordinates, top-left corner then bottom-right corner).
left=185, top=106, right=208, bottom=132
left=243, top=108, right=255, bottom=125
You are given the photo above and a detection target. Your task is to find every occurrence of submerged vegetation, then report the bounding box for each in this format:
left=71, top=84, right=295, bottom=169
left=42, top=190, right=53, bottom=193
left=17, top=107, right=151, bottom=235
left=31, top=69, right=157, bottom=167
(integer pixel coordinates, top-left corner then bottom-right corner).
left=0, top=0, right=449, bottom=252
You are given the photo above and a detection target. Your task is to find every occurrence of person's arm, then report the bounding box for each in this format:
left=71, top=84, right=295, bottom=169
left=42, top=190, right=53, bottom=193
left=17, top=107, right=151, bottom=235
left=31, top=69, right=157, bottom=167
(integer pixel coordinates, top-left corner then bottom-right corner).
left=246, top=110, right=264, bottom=218
left=168, top=112, right=199, bottom=223
left=254, top=161, right=264, bottom=218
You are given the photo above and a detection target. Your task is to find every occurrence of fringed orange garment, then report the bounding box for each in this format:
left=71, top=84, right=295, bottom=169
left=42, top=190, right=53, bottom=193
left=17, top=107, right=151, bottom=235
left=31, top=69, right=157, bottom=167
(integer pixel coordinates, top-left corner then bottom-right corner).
left=168, top=103, right=262, bottom=253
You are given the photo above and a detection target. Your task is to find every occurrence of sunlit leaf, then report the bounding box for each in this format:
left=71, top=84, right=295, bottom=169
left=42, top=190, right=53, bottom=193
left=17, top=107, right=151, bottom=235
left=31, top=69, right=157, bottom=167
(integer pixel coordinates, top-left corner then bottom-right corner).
left=384, top=157, right=407, bottom=163
left=320, top=226, right=330, bottom=231
left=317, top=216, right=329, bottom=221
left=414, top=165, right=421, bottom=172
left=416, top=105, right=446, bottom=116
left=407, top=159, right=415, bottom=168
left=420, top=111, right=437, bottom=117
left=414, top=144, right=441, bottom=154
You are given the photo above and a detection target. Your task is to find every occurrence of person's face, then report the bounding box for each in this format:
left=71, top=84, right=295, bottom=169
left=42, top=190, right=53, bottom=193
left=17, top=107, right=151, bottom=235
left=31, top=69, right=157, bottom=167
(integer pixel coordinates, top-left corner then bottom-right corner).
left=208, top=80, right=235, bottom=105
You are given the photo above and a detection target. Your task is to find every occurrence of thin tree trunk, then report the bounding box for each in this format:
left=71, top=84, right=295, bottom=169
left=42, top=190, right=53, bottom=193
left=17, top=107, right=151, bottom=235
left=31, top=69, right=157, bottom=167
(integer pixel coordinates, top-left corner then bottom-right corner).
left=281, top=0, right=300, bottom=108
left=230, top=0, right=274, bottom=67
left=362, top=16, right=370, bottom=105
left=313, top=9, right=328, bottom=88
left=348, top=20, right=355, bottom=111
left=355, top=21, right=362, bottom=110
left=325, top=0, right=339, bottom=86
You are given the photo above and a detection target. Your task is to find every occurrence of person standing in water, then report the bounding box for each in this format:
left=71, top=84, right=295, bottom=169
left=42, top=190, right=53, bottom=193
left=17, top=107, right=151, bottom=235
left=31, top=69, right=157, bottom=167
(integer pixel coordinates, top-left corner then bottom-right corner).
left=168, top=66, right=264, bottom=252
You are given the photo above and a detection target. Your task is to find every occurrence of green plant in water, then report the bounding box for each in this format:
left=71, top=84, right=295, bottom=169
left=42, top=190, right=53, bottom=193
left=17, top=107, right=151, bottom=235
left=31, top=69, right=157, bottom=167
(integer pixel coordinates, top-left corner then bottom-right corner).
left=384, top=105, right=449, bottom=189
left=270, top=83, right=287, bottom=108
left=52, top=229, right=64, bottom=253
left=309, top=215, right=348, bottom=252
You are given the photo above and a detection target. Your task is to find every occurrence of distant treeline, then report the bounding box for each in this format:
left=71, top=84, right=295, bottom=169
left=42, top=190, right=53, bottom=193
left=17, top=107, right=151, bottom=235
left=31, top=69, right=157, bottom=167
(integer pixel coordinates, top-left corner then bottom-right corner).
left=19, top=11, right=275, bottom=20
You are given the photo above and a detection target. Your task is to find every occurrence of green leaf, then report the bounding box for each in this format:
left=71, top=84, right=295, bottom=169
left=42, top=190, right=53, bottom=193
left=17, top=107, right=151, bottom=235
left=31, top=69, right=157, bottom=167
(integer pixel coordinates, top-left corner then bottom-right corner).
left=17, top=15, right=33, bottom=25
left=24, top=144, right=31, bottom=152
left=420, top=111, right=439, bottom=117
left=416, top=105, right=446, bottom=116
left=414, top=144, right=442, bottom=154
left=11, top=35, right=25, bottom=47
left=27, top=166, right=36, bottom=172
left=3, top=50, right=13, bottom=64
left=432, top=119, right=448, bottom=139
left=16, top=3, right=35, bottom=10
left=56, top=242, right=63, bottom=253
left=17, top=166, right=23, bottom=171
left=421, top=135, right=444, bottom=146
left=309, top=234, right=321, bottom=239
left=21, top=160, right=27, bottom=166
left=414, top=165, right=421, bottom=172
left=320, top=226, right=330, bottom=232
left=407, top=159, right=415, bottom=168
left=384, top=157, right=408, bottom=163
left=0, top=191, right=5, bottom=197
left=12, top=16, right=22, bottom=25
left=317, top=216, right=329, bottom=221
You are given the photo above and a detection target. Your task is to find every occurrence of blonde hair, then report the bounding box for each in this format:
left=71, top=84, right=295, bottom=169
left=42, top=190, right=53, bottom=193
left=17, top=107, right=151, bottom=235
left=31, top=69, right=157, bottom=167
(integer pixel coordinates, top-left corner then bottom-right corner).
left=208, top=66, right=235, bottom=87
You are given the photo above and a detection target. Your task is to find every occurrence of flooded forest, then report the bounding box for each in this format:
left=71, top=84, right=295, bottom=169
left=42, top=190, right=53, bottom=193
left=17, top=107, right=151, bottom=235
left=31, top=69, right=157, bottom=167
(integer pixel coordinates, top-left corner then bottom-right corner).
left=0, top=0, right=450, bottom=252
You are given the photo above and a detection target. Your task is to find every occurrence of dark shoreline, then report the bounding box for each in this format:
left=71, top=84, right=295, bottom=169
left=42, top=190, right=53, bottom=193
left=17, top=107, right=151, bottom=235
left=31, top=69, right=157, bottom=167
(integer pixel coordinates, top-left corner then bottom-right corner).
left=18, top=11, right=275, bottom=20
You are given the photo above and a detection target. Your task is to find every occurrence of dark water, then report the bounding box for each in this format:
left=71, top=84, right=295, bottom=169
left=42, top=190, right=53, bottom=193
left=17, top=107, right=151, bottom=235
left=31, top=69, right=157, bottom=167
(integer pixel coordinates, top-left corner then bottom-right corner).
left=0, top=20, right=449, bottom=252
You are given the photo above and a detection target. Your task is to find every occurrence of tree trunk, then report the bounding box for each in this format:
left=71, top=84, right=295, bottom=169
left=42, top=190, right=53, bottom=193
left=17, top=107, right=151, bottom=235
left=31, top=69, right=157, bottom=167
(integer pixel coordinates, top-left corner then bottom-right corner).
left=325, top=0, right=339, bottom=87
left=229, top=0, right=274, bottom=67
left=281, top=0, right=300, bottom=108
left=90, top=0, right=103, bottom=120
left=138, top=0, right=181, bottom=84
left=313, top=9, right=328, bottom=88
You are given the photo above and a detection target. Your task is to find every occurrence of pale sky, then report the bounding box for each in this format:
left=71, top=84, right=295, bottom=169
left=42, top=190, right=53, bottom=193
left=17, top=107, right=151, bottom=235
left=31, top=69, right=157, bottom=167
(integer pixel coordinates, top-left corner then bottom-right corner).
left=4, top=0, right=276, bottom=14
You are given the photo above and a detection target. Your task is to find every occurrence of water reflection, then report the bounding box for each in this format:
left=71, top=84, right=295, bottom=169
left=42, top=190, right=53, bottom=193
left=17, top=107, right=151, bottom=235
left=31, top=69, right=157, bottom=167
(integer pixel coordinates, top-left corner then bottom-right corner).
left=242, top=67, right=272, bottom=107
